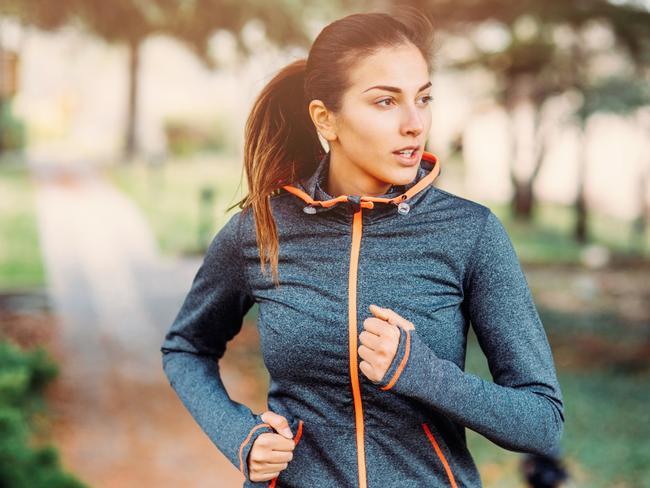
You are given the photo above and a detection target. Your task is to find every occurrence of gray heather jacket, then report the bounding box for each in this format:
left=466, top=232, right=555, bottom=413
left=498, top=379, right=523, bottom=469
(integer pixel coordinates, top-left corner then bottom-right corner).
left=160, top=151, right=565, bottom=488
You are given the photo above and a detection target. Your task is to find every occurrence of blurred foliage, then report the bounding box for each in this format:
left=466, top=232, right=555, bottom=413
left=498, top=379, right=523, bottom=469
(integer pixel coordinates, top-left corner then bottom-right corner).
left=0, top=100, right=26, bottom=154
left=163, top=115, right=238, bottom=157
left=0, top=0, right=341, bottom=66
left=0, top=341, right=88, bottom=488
left=0, top=0, right=344, bottom=158
left=398, top=0, right=650, bottom=60
left=576, top=76, right=650, bottom=121
left=0, top=164, right=45, bottom=291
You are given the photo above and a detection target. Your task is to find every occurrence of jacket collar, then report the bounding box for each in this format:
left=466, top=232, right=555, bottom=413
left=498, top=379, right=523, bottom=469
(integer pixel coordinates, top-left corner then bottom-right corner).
left=282, top=150, right=441, bottom=215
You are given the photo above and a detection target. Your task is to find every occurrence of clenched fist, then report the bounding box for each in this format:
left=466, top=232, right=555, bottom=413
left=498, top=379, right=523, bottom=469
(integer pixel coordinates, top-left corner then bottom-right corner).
left=358, top=304, right=415, bottom=384
left=247, top=411, right=296, bottom=482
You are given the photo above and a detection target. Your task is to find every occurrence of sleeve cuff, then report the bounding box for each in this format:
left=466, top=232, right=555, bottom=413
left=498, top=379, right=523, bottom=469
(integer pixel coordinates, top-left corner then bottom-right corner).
left=238, top=413, right=274, bottom=483
left=375, top=327, right=443, bottom=397
left=376, top=325, right=412, bottom=391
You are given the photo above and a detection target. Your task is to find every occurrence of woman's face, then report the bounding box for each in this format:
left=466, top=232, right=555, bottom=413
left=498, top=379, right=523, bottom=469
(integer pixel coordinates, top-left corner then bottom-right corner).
left=324, top=42, right=433, bottom=197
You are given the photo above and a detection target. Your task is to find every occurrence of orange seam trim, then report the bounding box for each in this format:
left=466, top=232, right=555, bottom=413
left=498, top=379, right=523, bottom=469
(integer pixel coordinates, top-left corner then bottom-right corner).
left=269, top=420, right=304, bottom=488
left=350, top=210, right=368, bottom=488
left=422, top=423, right=459, bottom=488
left=282, top=185, right=348, bottom=207
left=380, top=329, right=411, bottom=391
left=239, top=422, right=272, bottom=476
left=281, top=152, right=440, bottom=207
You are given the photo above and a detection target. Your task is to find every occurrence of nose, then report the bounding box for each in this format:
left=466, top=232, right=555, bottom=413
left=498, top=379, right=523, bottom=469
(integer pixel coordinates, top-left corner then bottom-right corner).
left=400, top=104, right=424, bottom=137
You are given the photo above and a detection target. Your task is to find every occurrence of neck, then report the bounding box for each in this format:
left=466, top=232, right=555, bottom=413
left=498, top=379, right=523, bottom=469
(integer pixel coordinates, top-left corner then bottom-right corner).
left=325, top=150, right=392, bottom=197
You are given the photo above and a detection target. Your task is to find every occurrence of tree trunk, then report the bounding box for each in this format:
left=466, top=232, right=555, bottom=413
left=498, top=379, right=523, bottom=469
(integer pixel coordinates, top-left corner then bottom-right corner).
left=511, top=179, right=534, bottom=219
left=574, top=126, right=589, bottom=244
left=506, top=81, right=548, bottom=222
left=124, top=38, right=140, bottom=162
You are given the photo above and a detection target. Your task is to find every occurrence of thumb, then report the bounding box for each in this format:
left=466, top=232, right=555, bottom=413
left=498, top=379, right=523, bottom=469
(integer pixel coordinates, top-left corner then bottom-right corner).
left=368, top=304, right=415, bottom=331
left=260, top=411, right=293, bottom=439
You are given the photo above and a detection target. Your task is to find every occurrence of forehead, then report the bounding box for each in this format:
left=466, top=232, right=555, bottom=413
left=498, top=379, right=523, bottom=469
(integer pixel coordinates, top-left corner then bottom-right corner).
left=345, top=43, right=429, bottom=92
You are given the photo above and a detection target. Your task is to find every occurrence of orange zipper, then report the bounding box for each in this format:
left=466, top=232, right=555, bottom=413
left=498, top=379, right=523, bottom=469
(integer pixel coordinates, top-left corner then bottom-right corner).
left=349, top=208, right=367, bottom=488
left=268, top=419, right=304, bottom=488
left=422, top=423, right=459, bottom=488
left=278, top=152, right=442, bottom=488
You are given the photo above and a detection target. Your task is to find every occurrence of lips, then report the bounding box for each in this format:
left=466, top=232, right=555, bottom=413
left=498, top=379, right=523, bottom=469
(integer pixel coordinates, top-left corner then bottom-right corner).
left=393, top=145, right=421, bottom=167
left=393, top=145, right=420, bottom=157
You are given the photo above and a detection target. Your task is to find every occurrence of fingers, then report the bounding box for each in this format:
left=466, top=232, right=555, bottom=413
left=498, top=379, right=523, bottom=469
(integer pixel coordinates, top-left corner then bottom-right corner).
left=368, top=304, right=415, bottom=330
left=260, top=411, right=294, bottom=439
left=359, top=330, right=381, bottom=350
left=248, top=429, right=296, bottom=482
left=362, top=317, right=401, bottom=344
left=260, top=432, right=296, bottom=451
left=251, top=435, right=295, bottom=460
left=359, top=359, right=378, bottom=382
left=248, top=434, right=294, bottom=481
left=250, top=471, right=282, bottom=482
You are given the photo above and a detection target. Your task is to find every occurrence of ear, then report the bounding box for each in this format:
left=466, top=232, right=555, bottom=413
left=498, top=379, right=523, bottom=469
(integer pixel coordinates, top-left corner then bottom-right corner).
left=308, top=99, right=338, bottom=142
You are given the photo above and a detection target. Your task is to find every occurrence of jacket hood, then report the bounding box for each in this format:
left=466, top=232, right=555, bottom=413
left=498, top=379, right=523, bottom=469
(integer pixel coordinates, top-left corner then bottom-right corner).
left=281, top=150, right=441, bottom=217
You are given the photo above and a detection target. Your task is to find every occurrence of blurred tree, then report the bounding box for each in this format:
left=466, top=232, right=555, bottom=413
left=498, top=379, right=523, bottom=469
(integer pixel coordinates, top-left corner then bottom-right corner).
left=382, top=0, right=650, bottom=224
left=72, top=0, right=326, bottom=160
left=573, top=77, right=650, bottom=244
left=0, top=0, right=75, bottom=31
left=154, top=0, right=319, bottom=68
left=71, top=0, right=160, bottom=161
left=0, top=0, right=156, bottom=160
left=0, top=0, right=344, bottom=161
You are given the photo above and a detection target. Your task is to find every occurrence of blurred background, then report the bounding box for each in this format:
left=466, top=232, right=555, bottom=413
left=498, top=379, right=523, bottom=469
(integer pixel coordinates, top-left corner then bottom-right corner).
left=0, top=0, right=648, bottom=487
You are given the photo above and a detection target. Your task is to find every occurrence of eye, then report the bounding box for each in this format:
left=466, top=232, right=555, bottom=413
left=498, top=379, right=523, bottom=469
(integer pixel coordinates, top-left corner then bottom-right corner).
left=376, top=97, right=395, bottom=107
left=418, top=95, right=434, bottom=105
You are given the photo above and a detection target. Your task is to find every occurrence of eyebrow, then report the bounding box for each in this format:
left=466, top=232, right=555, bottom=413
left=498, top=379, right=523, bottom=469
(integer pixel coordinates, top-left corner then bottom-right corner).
left=363, top=81, right=432, bottom=94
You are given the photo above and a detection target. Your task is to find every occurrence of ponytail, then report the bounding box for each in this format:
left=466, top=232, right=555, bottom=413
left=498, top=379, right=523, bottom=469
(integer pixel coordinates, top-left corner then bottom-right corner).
left=229, top=59, right=323, bottom=287
left=229, top=8, right=435, bottom=288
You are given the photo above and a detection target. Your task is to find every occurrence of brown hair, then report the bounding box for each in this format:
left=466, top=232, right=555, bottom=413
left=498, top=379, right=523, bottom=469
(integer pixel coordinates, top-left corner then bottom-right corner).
left=228, top=6, right=435, bottom=286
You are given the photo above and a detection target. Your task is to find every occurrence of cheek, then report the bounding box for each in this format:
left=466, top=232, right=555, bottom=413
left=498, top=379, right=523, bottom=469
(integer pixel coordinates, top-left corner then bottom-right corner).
left=340, top=106, right=394, bottom=148
left=423, top=108, right=433, bottom=133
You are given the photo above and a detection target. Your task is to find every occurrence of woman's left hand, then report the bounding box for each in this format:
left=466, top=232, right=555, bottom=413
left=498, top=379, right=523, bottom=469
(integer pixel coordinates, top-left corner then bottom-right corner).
left=358, top=304, right=415, bottom=384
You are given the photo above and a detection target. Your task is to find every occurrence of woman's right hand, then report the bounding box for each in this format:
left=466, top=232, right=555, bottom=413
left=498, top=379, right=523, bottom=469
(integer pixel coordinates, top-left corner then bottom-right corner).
left=247, top=411, right=296, bottom=482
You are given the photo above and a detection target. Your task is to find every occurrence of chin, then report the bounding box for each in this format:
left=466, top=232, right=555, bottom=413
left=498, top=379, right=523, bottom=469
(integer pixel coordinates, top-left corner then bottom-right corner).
left=389, top=167, right=419, bottom=185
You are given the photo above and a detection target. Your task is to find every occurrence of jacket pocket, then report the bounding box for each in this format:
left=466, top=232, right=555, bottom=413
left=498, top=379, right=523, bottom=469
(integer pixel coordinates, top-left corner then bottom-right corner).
left=421, top=422, right=459, bottom=488
left=268, top=418, right=304, bottom=488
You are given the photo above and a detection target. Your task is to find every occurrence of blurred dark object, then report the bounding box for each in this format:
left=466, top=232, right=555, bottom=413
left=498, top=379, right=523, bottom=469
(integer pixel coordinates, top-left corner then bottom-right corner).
left=521, top=449, right=570, bottom=488
left=198, top=186, right=215, bottom=252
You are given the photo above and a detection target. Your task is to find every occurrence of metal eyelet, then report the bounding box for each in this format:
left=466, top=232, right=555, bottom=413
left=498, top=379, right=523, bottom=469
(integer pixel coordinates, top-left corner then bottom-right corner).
left=397, top=202, right=410, bottom=215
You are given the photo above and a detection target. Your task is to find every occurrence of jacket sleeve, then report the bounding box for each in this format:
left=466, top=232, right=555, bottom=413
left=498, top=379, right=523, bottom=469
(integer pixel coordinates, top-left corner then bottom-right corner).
left=160, top=211, right=274, bottom=484
left=375, top=209, right=565, bottom=456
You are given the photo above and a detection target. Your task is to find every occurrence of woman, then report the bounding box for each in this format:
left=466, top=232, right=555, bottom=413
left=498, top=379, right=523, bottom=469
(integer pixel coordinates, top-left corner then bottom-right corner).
left=160, top=7, right=565, bottom=488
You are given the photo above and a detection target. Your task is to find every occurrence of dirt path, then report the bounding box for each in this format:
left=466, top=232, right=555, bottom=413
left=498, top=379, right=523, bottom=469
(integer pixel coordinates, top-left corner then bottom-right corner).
left=28, top=162, right=267, bottom=488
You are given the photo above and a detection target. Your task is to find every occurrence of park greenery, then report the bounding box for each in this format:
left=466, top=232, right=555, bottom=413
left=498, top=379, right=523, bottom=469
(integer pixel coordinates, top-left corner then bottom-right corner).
left=0, top=163, right=44, bottom=291
left=0, top=340, right=88, bottom=488
left=0, top=1, right=649, bottom=486
left=2, top=0, right=649, bottom=245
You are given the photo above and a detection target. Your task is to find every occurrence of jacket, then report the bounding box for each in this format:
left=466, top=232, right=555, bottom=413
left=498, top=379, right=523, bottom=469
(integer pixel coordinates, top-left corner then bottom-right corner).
left=160, top=150, right=565, bottom=487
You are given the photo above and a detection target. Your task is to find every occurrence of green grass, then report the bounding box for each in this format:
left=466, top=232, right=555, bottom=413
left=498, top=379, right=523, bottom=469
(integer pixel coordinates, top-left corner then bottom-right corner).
left=0, top=164, right=45, bottom=291
left=464, top=308, right=650, bottom=488
left=490, top=202, right=650, bottom=264
left=105, top=154, right=248, bottom=256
